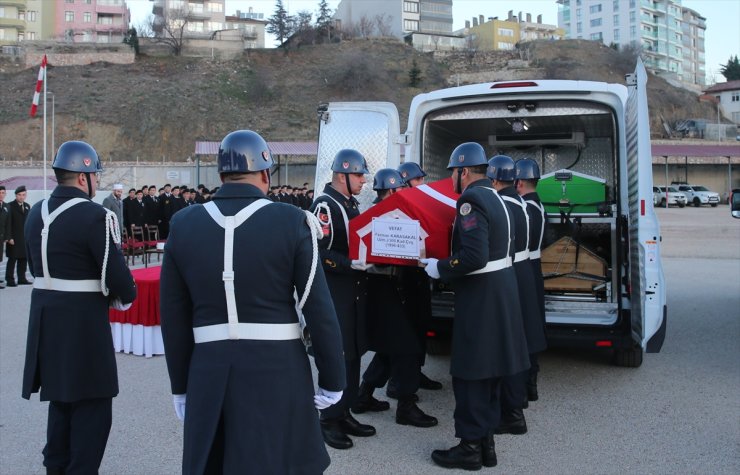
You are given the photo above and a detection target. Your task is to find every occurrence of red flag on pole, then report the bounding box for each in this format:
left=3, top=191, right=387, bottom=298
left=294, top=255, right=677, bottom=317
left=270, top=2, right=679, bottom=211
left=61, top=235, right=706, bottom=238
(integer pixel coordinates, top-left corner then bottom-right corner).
left=30, top=54, right=47, bottom=118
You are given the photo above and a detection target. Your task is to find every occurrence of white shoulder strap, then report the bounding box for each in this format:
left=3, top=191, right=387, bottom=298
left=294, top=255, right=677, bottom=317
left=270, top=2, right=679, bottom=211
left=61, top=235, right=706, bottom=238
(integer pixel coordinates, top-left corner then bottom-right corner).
left=501, top=195, right=530, bottom=255
left=322, top=194, right=350, bottom=246
left=525, top=199, right=546, bottom=253
left=41, top=198, right=88, bottom=289
left=204, top=199, right=272, bottom=339
left=483, top=188, right=512, bottom=261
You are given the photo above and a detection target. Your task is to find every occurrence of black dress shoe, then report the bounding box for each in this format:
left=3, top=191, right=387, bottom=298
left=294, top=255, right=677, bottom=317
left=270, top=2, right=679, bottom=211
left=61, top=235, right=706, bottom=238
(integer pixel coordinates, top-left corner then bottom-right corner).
left=396, top=400, right=438, bottom=428
left=495, top=408, right=527, bottom=435
left=18, top=280, right=32, bottom=285
left=352, top=382, right=390, bottom=414
left=386, top=383, right=419, bottom=402
left=431, top=439, right=482, bottom=471
left=320, top=420, right=353, bottom=450
left=338, top=413, right=376, bottom=437
left=46, top=467, right=65, bottom=475
left=481, top=433, right=497, bottom=467
left=419, top=372, right=443, bottom=390
left=6, top=281, right=17, bottom=287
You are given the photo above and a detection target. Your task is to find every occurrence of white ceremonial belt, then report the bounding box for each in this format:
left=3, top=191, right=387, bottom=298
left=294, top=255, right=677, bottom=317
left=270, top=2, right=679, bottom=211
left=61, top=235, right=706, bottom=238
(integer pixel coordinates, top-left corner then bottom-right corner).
left=529, top=250, right=541, bottom=259
left=467, top=257, right=512, bottom=275
left=193, top=323, right=302, bottom=343
left=33, top=278, right=102, bottom=292
left=514, top=250, right=530, bottom=263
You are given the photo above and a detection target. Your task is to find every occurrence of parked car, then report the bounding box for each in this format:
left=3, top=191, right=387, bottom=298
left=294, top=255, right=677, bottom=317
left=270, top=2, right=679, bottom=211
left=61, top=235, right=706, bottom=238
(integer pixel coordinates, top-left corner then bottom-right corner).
left=672, top=183, right=720, bottom=207
left=653, top=186, right=687, bottom=208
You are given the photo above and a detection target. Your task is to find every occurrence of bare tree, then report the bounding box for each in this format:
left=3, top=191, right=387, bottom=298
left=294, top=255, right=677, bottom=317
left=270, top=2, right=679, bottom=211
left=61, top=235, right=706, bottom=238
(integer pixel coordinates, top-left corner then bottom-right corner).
left=464, top=33, right=480, bottom=66
left=149, top=5, right=193, bottom=56
left=430, top=34, right=441, bottom=51
left=356, top=15, right=375, bottom=39
left=375, top=13, right=393, bottom=37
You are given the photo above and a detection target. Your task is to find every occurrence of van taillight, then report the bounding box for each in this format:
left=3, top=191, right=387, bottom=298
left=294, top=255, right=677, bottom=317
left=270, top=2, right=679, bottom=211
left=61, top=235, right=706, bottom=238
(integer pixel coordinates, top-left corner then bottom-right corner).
left=426, top=331, right=437, bottom=338
left=595, top=340, right=613, bottom=347
left=491, top=81, right=538, bottom=89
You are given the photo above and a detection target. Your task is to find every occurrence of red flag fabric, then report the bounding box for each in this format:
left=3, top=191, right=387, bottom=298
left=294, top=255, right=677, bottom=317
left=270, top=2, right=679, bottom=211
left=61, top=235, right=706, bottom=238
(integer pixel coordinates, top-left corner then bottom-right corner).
left=30, top=54, right=47, bottom=118
left=349, top=177, right=460, bottom=266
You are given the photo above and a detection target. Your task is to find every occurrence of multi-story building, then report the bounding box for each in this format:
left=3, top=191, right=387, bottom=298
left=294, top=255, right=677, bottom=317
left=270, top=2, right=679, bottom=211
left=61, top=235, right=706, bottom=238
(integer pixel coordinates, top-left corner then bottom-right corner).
left=462, top=10, right=564, bottom=51
left=151, top=0, right=226, bottom=38
left=703, top=80, right=740, bottom=124
left=334, top=0, right=453, bottom=39
left=224, top=9, right=267, bottom=49
left=556, top=0, right=706, bottom=87
left=0, top=0, right=129, bottom=44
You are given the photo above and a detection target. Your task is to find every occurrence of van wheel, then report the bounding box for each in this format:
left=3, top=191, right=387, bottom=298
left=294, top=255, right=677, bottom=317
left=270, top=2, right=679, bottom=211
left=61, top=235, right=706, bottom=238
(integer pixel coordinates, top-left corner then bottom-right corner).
left=693, top=198, right=701, bottom=207
left=426, top=338, right=451, bottom=356
left=660, top=198, right=667, bottom=207
left=613, top=346, right=643, bottom=367
left=678, top=202, right=685, bottom=208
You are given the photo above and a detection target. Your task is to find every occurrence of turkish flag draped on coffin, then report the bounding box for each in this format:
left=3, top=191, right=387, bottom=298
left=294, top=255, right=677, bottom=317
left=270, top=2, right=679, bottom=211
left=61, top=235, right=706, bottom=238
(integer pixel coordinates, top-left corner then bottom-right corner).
left=349, top=177, right=460, bottom=266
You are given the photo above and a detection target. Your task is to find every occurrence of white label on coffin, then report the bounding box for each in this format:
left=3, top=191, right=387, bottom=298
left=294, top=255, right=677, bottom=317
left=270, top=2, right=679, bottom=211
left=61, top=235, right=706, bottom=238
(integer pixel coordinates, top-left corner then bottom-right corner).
left=356, top=209, right=428, bottom=261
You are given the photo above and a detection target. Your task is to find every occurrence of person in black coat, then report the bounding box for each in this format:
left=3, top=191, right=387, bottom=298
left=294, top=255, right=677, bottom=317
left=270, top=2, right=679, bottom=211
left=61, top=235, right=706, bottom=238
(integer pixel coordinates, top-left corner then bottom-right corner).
left=122, top=188, right=136, bottom=231
left=5, top=185, right=32, bottom=286
left=355, top=168, right=438, bottom=429
left=0, top=186, right=10, bottom=288
left=421, top=143, right=530, bottom=471
left=127, top=190, right=147, bottom=228
left=143, top=186, right=160, bottom=229
left=309, top=149, right=375, bottom=450
left=515, top=158, right=548, bottom=404
left=160, top=130, right=346, bottom=475
left=22, top=141, right=136, bottom=475
left=488, top=155, right=547, bottom=436
left=158, top=184, right=176, bottom=238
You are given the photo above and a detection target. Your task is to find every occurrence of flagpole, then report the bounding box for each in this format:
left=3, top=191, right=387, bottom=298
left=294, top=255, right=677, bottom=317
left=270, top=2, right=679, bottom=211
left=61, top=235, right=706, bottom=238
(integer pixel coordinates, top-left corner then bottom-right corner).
left=43, top=60, right=48, bottom=198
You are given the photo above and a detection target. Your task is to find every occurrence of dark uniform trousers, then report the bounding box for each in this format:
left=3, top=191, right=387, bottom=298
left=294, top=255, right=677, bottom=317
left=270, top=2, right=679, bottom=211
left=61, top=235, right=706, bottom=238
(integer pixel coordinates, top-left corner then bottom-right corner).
left=363, top=353, right=420, bottom=398
left=453, top=377, right=503, bottom=440
left=44, top=398, right=112, bottom=473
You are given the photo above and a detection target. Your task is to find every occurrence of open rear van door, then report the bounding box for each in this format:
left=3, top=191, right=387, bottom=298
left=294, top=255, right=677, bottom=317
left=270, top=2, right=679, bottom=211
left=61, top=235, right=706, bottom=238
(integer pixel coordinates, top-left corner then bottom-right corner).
left=622, top=59, right=667, bottom=366
left=314, top=102, right=402, bottom=210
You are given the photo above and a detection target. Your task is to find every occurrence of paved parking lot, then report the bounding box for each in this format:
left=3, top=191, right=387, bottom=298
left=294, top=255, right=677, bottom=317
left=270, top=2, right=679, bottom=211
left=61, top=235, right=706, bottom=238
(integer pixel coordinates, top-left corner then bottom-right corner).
left=1, top=205, right=738, bottom=474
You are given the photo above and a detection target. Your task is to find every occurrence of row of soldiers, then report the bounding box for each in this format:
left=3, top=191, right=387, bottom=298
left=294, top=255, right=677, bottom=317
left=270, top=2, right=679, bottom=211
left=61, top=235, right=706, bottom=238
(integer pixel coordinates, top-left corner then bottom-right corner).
left=267, top=184, right=315, bottom=209
left=309, top=145, right=548, bottom=471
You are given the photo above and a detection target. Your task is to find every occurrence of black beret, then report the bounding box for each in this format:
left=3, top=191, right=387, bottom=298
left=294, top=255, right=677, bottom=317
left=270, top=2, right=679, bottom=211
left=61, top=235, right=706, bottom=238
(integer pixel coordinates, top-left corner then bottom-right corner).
left=15, top=185, right=26, bottom=194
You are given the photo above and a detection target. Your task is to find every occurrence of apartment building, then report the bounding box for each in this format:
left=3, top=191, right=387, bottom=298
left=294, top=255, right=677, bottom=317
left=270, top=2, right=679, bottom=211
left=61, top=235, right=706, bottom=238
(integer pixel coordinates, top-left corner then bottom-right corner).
left=224, top=9, right=267, bottom=49
left=557, top=0, right=706, bottom=86
left=0, top=0, right=129, bottom=44
left=151, top=0, right=226, bottom=38
left=334, top=0, right=453, bottom=39
left=463, top=10, right=564, bottom=51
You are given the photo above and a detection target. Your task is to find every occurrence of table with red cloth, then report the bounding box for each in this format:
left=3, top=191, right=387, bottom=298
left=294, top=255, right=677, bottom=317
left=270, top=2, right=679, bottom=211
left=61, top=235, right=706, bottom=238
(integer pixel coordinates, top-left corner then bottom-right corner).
left=109, top=266, right=165, bottom=358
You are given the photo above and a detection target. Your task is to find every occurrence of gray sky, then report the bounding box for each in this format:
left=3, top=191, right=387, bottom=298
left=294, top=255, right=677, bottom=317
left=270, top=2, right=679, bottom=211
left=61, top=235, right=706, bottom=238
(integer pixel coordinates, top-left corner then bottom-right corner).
left=126, top=0, right=740, bottom=84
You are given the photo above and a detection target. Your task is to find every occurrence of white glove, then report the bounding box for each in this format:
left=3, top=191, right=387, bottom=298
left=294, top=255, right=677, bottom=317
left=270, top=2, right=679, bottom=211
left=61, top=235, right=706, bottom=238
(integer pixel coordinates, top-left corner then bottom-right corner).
left=314, top=387, right=343, bottom=410
left=110, top=298, right=132, bottom=311
left=420, top=258, right=441, bottom=279
left=173, top=394, right=186, bottom=421
left=350, top=259, right=370, bottom=271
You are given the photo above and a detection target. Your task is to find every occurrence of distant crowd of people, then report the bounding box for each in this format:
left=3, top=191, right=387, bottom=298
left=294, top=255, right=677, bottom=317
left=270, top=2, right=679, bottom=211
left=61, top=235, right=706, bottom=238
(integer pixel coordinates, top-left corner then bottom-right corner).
left=266, top=183, right=315, bottom=210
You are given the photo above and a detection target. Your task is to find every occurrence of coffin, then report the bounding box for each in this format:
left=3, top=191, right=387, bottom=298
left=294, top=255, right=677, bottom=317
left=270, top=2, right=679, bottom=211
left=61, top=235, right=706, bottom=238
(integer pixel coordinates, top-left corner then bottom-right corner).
left=541, top=236, right=608, bottom=292
left=349, top=178, right=460, bottom=266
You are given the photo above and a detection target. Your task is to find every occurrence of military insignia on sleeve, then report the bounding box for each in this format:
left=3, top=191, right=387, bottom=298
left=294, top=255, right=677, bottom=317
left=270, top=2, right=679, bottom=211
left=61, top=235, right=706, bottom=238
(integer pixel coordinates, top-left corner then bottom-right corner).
left=324, top=259, right=337, bottom=268
left=460, top=203, right=472, bottom=216
left=450, top=258, right=459, bottom=267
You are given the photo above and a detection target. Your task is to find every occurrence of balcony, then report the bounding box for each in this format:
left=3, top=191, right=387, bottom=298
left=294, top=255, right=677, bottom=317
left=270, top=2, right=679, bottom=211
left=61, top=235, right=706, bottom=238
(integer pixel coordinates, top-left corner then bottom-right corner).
left=0, top=17, right=25, bottom=29
left=0, top=0, right=27, bottom=7
left=94, top=22, right=125, bottom=33
left=96, top=0, right=126, bottom=15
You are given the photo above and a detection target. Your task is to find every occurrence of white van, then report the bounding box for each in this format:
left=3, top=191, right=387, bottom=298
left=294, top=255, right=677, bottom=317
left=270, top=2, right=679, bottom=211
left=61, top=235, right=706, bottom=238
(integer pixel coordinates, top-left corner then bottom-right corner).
left=313, top=60, right=666, bottom=367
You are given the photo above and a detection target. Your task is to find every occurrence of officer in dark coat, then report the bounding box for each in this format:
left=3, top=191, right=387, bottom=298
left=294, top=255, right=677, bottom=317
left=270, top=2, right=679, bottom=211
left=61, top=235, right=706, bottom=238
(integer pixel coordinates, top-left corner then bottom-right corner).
left=22, top=141, right=136, bottom=475
left=160, top=130, right=346, bottom=475
left=421, top=143, right=530, bottom=471
left=355, top=168, right=438, bottom=429
left=158, top=184, right=176, bottom=238
left=309, top=149, right=375, bottom=450
left=0, top=185, right=10, bottom=288
left=143, top=186, right=159, bottom=228
left=5, top=185, right=32, bottom=286
left=488, top=155, right=547, bottom=436
left=127, top=190, right=147, bottom=228
left=515, top=158, right=548, bottom=403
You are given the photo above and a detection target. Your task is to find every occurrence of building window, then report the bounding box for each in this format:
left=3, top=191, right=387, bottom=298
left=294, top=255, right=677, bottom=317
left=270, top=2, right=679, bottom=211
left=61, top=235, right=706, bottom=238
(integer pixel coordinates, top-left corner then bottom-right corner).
left=65, top=11, right=74, bottom=22
left=497, top=28, right=514, bottom=37
left=403, top=1, right=419, bottom=14
left=84, top=12, right=92, bottom=23
left=629, top=0, right=635, bottom=8
left=613, top=0, right=619, bottom=11
left=614, top=29, right=620, bottom=41
left=590, top=18, right=602, bottom=27
left=208, top=21, right=222, bottom=31
left=576, top=9, right=581, bottom=20
left=18, top=32, right=24, bottom=41
left=576, top=0, right=581, bottom=5
left=28, top=10, right=37, bottom=22
left=590, top=32, right=603, bottom=41
left=85, top=0, right=92, bottom=4
left=497, top=42, right=515, bottom=50
left=28, top=31, right=35, bottom=40
left=614, top=14, right=619, bottom=26
left=589, top=4, right=602, bottom=14
left=629, top=11, right=635, bottom=23
left=630, top=25, right=636, bottom=37
left=65, top=0, right=74, bottom=3
left=207, top=2, right=223, bottom=13
left=577, top=22, right=582, bottom=33
left=98, top=15, right=112, bottom=25
left=403, top=19, right=419, bottom=31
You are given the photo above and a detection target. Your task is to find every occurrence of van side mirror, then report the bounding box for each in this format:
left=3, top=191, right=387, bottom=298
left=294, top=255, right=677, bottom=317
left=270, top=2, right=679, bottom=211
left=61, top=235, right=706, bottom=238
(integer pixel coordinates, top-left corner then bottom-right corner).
left=732, top=193, right=740, bottom=218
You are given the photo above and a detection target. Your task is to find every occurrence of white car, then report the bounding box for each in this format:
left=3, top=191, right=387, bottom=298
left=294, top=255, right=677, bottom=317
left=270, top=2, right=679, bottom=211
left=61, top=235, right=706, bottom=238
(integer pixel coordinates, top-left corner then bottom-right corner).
left=674, top=184, right=720, bottom=207
left=653, top=186, right=687, bottom=208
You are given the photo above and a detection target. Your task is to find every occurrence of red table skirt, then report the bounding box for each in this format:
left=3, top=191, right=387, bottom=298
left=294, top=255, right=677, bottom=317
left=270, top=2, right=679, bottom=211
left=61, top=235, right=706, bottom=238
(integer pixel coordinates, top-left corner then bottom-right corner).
left=109, top=266, right=161, bottom=326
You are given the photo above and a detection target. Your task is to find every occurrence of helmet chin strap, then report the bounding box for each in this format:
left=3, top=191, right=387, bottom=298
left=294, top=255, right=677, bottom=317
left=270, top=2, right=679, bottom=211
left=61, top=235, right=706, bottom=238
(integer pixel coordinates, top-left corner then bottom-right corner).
left=345, top=173, right=353, bottom=197
left=85, top=172, right=94, bottom=198
left=456, top=168, right=463, bottom=194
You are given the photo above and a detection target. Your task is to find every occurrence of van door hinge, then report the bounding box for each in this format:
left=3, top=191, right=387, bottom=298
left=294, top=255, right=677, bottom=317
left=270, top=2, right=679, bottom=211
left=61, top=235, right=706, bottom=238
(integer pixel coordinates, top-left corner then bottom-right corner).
left=317, top=104, right=330, bottom=124
left=625, top=73, right=637, bottom=87
left=394, top=134, right=410, bottom=145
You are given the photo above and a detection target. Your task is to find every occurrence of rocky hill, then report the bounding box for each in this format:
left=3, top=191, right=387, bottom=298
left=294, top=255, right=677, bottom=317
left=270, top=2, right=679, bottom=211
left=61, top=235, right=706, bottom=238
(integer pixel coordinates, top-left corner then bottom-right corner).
left=0, top=38, right=718, bottom=162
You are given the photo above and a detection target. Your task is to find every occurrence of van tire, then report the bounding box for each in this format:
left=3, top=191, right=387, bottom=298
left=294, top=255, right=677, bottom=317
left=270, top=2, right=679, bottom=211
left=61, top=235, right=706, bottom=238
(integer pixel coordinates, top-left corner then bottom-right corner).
left=426, top=338, right=451, bottom=356
left=693, top=198, right=701, bottom=207
left=613, top=346, right=643, bottom=367
left=678, top=202, right=685, bottom=208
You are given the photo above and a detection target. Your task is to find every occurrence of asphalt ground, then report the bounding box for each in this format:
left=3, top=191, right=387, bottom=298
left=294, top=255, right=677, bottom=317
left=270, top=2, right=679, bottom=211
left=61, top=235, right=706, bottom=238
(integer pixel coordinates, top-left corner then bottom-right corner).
left=1, top=205, right=738, bottom=474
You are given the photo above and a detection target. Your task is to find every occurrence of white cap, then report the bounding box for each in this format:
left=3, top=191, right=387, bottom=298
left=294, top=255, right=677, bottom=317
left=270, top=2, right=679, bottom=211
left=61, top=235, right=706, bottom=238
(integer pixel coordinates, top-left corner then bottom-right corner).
left=113, top=183, right=123, bottom=190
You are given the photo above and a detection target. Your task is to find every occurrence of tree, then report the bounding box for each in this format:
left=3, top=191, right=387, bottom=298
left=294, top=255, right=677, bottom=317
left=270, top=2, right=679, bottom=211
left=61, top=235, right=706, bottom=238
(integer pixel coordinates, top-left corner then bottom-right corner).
left=375, top=13, right=392, bottom=37
left=267, top=0, right=294, bottom=46
left=148, top=5, right=193, bottom=56
left=720, top=55, right=740, bottom=81
left=356, top=15, right=374, bottom=39
left=315, top=0, right=333, bottom=41
left=408, top=58, right=422, bottom=87
left=123, top=27, right=140, bottom=55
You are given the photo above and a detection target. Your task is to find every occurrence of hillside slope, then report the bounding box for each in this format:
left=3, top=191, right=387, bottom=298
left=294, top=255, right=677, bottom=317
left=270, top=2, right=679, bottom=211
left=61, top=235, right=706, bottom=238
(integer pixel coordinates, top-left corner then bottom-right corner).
left=0, top=39, right=717, bottom=162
